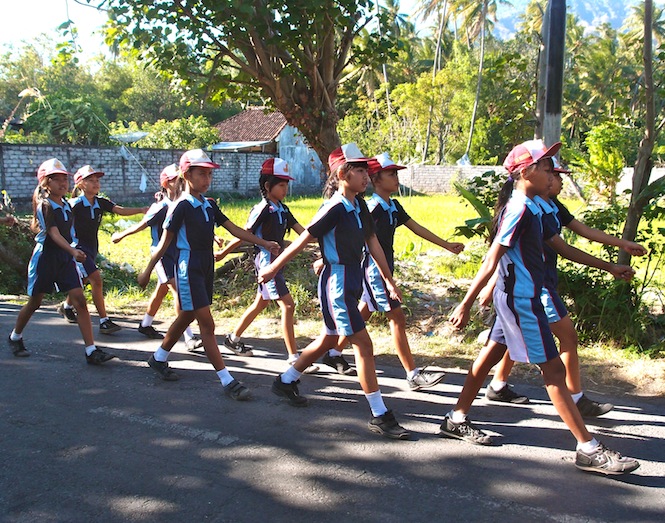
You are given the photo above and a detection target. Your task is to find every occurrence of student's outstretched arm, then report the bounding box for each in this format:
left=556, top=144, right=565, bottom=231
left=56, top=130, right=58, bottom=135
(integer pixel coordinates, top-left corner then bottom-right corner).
left=449, top=241, right=508, bottom=330
left=566, top=219, right=647, bottom=256
left=404, top=218, right=465, bottom=254
left=137, top=230, right=175, bottom=288
left=215, top=237, right=244, bottom=262
left=111, top=219, right=149, bottom=243
left=112, top=204, right=150, bottom=216
left=547, top=235, right=634, bottom=281
left=366, top=234, right=402, bottom=302
left=221, top=220, right=279, bottom=255
left=258, top=230, right=314, bottom=283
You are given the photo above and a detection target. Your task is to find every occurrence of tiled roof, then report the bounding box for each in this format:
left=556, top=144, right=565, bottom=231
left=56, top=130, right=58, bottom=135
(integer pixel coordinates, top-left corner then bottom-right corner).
left=214, top=108, right=287, bottom=142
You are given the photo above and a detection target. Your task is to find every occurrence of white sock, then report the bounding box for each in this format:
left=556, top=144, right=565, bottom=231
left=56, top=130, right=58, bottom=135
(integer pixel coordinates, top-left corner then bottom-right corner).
left=450, top=409, right=467, bottom=423
left=407, top=368, right=420, bottom=380
left=141, top=314, right=154, bottom=328
left=230, top=333, right=241, bottom=343
left=490, top=380, right=507, bottom=391
left=85, top=345, right=97, bottom=356
left=154, top=347, right=170, bottom=362
left=184, top=327, right=194, bottom=341
left=217, top=368, right=234, bottom=386
left=577, top=437, right=600, bottom=453
left=365, top=390, right=388, bottom=417
left=571, top=391, right=584, bottom=404
left=10, top=330, right=22, bottom=341
left=281, top=365, right=302, bottom=384
left=287, top=353, right=299, bottom=364
left=328, top=348, right=342, bottom=357
left=99, top=317, right=108, bottom=325
left=63, top=303, right=75, bottom=310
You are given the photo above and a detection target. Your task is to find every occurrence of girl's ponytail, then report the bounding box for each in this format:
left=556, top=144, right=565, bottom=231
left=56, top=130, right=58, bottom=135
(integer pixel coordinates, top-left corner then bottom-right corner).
left=489, top=176, right=517, bottom=244
left=31, top=182, right=48, bottom=232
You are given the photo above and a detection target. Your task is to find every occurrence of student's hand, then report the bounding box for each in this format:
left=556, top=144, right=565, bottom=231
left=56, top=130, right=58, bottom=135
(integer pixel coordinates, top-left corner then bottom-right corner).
left=137, top=270, right=150, bottom=289
left=111, top=232, right=123, bottom=244
left=449, top=303, right=471, bottom=330
left=214, top=235, right=224, bottom=247
left=258, top=265, right=276, bottom=284
left=312, top=258, right=324, bottom=276
left=264, top=241, right=280, bottom=256
left=478, top=285, right=494, bottom=308
left=609, top=264, right=635, bottom=281
left=385, top=280, right=403, bottom=303
left=72, top=249, right=87, bottom=262
left=445, top=242, right=465, bottom=255
left=214, top=251, right=226, bottom=262
left=621, top=241, right=647, bottom=257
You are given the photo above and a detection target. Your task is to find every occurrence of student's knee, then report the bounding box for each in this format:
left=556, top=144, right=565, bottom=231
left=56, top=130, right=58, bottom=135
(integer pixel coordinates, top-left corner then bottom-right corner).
left=539, top=357, right=567, bottom=385
left=67, top=289, right=87, bottom=309
left=388, top=308, right=406, bottom=329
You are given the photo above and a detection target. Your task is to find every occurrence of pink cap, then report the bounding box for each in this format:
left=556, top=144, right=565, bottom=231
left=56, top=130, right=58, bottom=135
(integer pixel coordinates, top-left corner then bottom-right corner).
left=503, top=139, right=561, bottom=174
left=552, top=157, right=571, bottom=174
left=260, top=158, right=294, bottom=180
left=74, top=165, right=105, bottom=184
left=328, top=143, right=370, bottom=173
left=179, top=149, right=220, bottom=172
left=368, top=153, right=406, bottom=175
left=160, top=164, right=180, bottom=187
left=37, top=158, right=70, bottom=183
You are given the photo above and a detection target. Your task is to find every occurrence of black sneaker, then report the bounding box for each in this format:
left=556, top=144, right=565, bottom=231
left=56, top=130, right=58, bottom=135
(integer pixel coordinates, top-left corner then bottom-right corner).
left=99, top=319, right=122, bottom=335
left=185, top=335, right=204, bottom=352
left=86, top=348, right=117, bottom=365
left=147, top=355, right=180, bottom=381
left=485, top=384, right=530, bottom=404
left=575, top=443, right=640, bottom=475
left=407, top=367, right=445, bottom=391
left=223, top=379, right=251, bottom=401
left=223, top=335, right=253, bottom=356
left=368, top=410, right=411, bottom=440
left=438, top=414, right=493, bottom=445
left=576, top=394, right=614, bottom=418
left=321, top=351, right=357, bottom=376
left=271, top=375, right=308, bottom=407
left=8, top=335, right=30, bottom=357
left=57, top=303, right=78, bottom=324
left=138, top=324, right=164, bottom=339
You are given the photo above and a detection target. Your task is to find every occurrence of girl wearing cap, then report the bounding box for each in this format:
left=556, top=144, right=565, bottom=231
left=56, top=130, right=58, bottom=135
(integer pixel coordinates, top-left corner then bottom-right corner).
left=111, top=164, right=202, bottom=350
left=8, top=158, right=116, bottom=364
left=137, top=149, right=280, bottom=401
left=444, top=140, right=639, bottom=475
left=258, top=143, right=411, bottom=440
left=59, top=165, right=147, bottom=334
left=334, top=152, right=464, bottom=390
left=216, top=158, right=318, bottom=371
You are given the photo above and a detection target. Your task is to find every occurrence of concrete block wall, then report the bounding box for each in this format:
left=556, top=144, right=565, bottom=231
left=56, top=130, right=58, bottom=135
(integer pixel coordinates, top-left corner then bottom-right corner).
left=397, top=164, right=499, bottom=194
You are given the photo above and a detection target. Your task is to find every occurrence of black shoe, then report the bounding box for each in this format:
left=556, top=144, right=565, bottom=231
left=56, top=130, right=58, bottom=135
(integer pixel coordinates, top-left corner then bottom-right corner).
left=438, top=414, right=493, bottom=445
left=223, top=379, right=251, bottom=401
left=223, top=334, right=253, bottom=356
left=321, top=351, right=357, bottom=376
left=368, top=410, right=411, bottom=440
left=86, top=348, right=117, bottom=365
left=576, top=394, right=614, bottom=418
left=147, top=355, right=180, bottom=381
left=575, top=442, right=640, bottom=475
left=185, top=335, right=204, bottom=352
left=99, top=319, right=121, bottom=335
left=57, top=303, right=78, bottom=323
left=407, top=367, right=445, bottom=391
left=8, top=335, right=30, bottom=357
left=271, top=376, right=308, bottom=407
left=138, top=324, right=164, bottom=339
left=485, top=384, right=530, bottom=404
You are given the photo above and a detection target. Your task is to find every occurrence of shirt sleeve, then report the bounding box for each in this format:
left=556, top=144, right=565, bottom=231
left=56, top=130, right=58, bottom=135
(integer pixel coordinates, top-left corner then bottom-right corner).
left=552, top=197, right=575, bottom=227
left=38, top=200, right=55, bottom=231
left=495, top=203, right=530, bottom=248
left=164, top=200, right=185, bottom=234
left=145, top=202, right=166, bottom=227
left=282, top=203, right=298, bottom=229
left=245, top=201, right=269, bottom=233
left=393, top=199, right=411, bottom=227
left=307, top=201, right=340, bottom=238
left=541, top=213, right=559, bottom=241
left=208, top=198, right=229, bottom=227
left=98, top=197, right=116, bottom=213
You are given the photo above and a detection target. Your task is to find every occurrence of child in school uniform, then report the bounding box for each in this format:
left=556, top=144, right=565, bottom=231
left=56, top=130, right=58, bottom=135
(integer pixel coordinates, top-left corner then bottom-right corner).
left=484, top=157, right=646, bottom=412
left=216, top=158, right=318, bottom=372
left=137, top=149, right=279, bottom=400
left=258, top=143, right=410, bottom=440
left=8, top=158, right=116, bottom=365
left=329, top=152, right=464, bottom=390
left=445, top=140, right=639, bottom=475
left=59, top=165, right=147, bottom=334
left=111, top=164, right=202, bottom=350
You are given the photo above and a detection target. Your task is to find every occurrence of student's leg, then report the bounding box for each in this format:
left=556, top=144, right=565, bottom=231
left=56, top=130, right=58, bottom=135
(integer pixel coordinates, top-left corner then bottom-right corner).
left=146, top=282, right=170, bottom=317
left=160, top=310, right=197, bottom=352
left=455, top=340, right=508, bottom=415
left=384, top=308, right=416, bottom=372
left=13, top=294, right=44, bottom=335
left=67, top=288, right=95, bottom=346
left=347, top=328, right=379, bottom=393
left=86, top=270, right=107, bottom=318
left=293, top=332, right=338, bottom=372
left=492, top=351, right=515, bottom=383
left=233, top=293, right=269, bottom=338
left=193, top=306, right=225, bottom=370
left=277, top=294, right=298, bottom=356
left=550, top=316, right=581, bottom=393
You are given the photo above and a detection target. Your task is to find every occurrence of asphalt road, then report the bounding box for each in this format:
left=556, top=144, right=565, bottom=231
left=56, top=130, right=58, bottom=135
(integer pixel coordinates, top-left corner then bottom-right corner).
left=1, top=301, right=664, bottom=523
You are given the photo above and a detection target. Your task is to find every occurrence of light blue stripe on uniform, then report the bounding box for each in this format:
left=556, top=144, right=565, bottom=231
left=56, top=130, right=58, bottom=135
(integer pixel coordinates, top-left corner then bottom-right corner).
left=27, top=244, right=43, bottom=296
left=324, top=265, right=353, bottom=336
left=177, top=250, right=194, bottom=311
left=362, top=257, right=391, bottom=312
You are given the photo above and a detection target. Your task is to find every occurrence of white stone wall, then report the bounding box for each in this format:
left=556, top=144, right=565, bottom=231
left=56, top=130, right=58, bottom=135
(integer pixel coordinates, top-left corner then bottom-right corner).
left=397, top=164, right=500, bottom=194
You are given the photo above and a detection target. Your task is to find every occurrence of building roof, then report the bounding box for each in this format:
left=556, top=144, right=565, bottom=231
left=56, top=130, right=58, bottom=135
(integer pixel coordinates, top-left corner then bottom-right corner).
left=215, top=108, right=287, bottom=142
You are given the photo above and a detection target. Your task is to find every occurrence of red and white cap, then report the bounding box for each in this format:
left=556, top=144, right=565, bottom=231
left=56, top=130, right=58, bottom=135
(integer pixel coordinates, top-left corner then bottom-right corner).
left=74, top=165, right=105, bottom=184
left=37, top=158, right=70, bottom=183
left=503, top=139, right=561, bottom=174
left=328, top=142, right=370, bottom=173
left=552, top=157, right=571, bottom=174
left=368, top=152, right=406, bottom=175
left=160, top=164, right=180, bottom=187
left=179, top=149, right=220, bottom=172
left=260, top=158, right=294, bottom=180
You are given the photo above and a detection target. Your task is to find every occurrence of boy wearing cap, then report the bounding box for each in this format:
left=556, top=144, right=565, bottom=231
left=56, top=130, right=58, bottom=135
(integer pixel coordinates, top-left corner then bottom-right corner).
left=59, top=165, right=147, bottom=333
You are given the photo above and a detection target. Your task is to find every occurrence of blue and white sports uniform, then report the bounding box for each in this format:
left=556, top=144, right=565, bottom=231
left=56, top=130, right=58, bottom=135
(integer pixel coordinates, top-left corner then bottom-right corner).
left=27, top=198, right=82, bottom=296
left=307, top=192, right=369, bottom=337
left=145, top=198, right=177, bottom=284
left=489, top=191, right=559, bottom=364
left=164, top=194, right=228, bottom=311
left=246, top=198, right=297, bottom=300
left=69, top=195, right=115, bottom=278
left=361, top=193, right=410, bottom=312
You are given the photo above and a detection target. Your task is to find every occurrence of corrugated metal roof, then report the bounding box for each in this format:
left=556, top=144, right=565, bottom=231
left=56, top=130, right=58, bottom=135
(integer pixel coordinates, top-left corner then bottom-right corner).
left=214, top=108, right=287, bottom=142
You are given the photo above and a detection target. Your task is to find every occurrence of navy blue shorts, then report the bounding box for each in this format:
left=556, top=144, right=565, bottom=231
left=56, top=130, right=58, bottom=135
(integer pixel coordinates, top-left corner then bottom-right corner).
left=27, top=245, right=82, bottom=296
left=155, top=252, right=176, bottom=284
left=175, top=250, right=214, bottom=311
left=76, top=245, right=99, bottom=279
left=318, top=263, right=365, bottom=336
